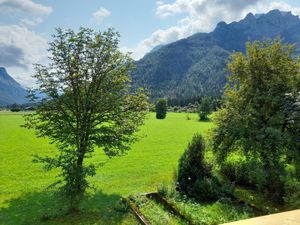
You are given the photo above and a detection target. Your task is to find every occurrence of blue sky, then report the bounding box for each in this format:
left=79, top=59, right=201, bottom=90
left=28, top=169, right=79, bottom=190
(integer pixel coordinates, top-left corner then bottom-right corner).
left=0, top=0, right=300, bottom=86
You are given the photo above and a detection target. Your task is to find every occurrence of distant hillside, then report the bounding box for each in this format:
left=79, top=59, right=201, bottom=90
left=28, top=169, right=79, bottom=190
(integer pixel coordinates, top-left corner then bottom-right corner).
left=0, top=67, right=27, bottom=106
left=132, top=10, right=300, bottom=100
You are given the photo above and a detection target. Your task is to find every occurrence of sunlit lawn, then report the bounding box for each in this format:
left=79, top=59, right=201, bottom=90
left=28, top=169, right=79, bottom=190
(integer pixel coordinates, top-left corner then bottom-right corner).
left=0, top=112, right=213, bottom=225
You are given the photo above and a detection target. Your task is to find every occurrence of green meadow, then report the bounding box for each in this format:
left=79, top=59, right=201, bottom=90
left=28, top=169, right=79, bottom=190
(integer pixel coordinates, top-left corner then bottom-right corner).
left=0, top=112, right=213, bottom=225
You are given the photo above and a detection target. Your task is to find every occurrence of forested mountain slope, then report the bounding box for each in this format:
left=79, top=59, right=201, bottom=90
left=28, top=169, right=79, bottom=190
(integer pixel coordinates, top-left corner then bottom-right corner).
left=132, top=10, right=300, bottom=100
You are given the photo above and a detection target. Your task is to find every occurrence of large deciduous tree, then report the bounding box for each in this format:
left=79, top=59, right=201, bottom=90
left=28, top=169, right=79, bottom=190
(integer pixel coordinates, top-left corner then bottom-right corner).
left=24, top=28, right=148, bottom=211
left=212, top=39, right=300, bottom=200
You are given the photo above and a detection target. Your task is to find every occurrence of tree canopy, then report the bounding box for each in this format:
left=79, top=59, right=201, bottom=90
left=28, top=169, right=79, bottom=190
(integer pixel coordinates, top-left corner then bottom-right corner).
left=212, top=39, right=300, bottom=199
left=24, top=28, right=148, bottom=210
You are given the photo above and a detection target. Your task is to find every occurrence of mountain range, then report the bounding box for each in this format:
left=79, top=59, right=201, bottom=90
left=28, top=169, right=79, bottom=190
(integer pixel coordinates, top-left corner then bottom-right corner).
left=132, top=9, right=300, bottom=101
left=0, top=67, right=27, bottom=106
left=2, top=9, right=300, bottom=106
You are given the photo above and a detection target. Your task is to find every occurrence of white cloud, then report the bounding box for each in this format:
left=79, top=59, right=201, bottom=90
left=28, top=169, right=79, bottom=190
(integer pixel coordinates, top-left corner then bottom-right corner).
left=92, top=7, right=111, bottom=23
left=0, top=25, right=49, bottom=86
left=0, top=0, right=52, bottom=86
left=0, top=25, right=48, bottom=64
left=125, top=0, right=300, bottom=60
left=252, top=1, right=300, bottom=16
left=0, top=0, right=52, bottom=25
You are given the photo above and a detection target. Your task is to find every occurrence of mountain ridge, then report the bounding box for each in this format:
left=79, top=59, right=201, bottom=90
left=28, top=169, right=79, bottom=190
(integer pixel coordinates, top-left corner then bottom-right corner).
left=132, top=10, right=300, bottom=101
left=0, top=67, right=27, bottom=106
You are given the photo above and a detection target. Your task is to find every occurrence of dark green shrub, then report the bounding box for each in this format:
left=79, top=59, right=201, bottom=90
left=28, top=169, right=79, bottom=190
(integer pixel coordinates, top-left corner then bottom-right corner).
left=177, top=134, right=208, bottom=192
left=192, top=177, right=234, bottom=201
left=156, top=99, right=167, bottom=119
left=197, top=97, right=212, bottom=121
left=10, top=103, right=21, bottom=112
left=283, top=178, right=300, bottom=209
left=177, top=133, right=233, bottom=201
left=10, top=108, right=21, bottom=112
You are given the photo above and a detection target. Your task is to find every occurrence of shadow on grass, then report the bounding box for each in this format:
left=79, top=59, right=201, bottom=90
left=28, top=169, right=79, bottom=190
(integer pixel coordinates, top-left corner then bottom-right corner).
left=199, top=118, right=211, bottom=122
left=0, top=191, right=136, bottom=225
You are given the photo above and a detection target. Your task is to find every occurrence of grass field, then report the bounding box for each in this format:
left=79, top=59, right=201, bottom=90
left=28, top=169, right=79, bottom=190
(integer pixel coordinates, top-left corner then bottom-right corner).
left=0, top=112, right=213, bottom=225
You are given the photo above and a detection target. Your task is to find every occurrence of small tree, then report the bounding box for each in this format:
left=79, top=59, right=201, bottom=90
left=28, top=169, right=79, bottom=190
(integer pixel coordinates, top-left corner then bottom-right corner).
left=198, top=97, right=212, bottom=120
left=178, top=134, right=208, bottom=194
left=178, top=133, right=232, bottom=201
left=23, top=28, right=148, bottom=211
left=156, top=98, right=167, bottom=119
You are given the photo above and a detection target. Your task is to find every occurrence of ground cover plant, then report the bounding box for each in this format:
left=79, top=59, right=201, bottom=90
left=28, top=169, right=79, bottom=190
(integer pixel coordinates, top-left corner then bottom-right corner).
left=165, top=194, right=253, bottom=225
left=131, top=195, right=188, bottom=225
left=0, top=112, right=212, bottom=225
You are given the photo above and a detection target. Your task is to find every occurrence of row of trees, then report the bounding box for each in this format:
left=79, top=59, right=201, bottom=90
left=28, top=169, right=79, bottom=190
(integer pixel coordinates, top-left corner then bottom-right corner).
left=155, top=97, right=213, bottom=120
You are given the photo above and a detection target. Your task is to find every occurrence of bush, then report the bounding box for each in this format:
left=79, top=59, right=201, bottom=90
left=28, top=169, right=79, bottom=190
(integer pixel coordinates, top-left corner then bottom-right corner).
left=220, top=154, right=266, bottom=189
left=198, top=98, right=212, bottom=121
left=283, top=178, right=300, bottom=209
left=177, top=133, right=233, bottom=201
left=10, top=103, right=21, bottom=112
left=10, top=108, right=21, bottom=112
left=156, top=99, right=167, bottom=119
left=192, top=177, right=234, bottom=201
left=157, top=180, right=176, bottom=198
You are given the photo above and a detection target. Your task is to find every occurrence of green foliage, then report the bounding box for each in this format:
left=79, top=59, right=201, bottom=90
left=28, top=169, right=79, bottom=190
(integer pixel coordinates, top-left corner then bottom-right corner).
left=285, top=91, right=300, bottom=178
left=178, top=134, right=208, bottom=189
left=23, top=28, right=148, bottom=210
left=234, top=188, right=280, bottom=214
left=283, top=178, right=300, bottom=209
left=177, top=134, right=233, bottom=201
left=132, top=195, right=188, bottom=225
left=10, top=103, right=21, bottom=112
left=198, top=97, right=212, bottom=120
left=212, top=39, right=300, bottom=200
left=156, top=98, right=167, bottom=119
left=220, top=153, right=266, bottom=189
left=166, top=193, right=253, bottom=225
